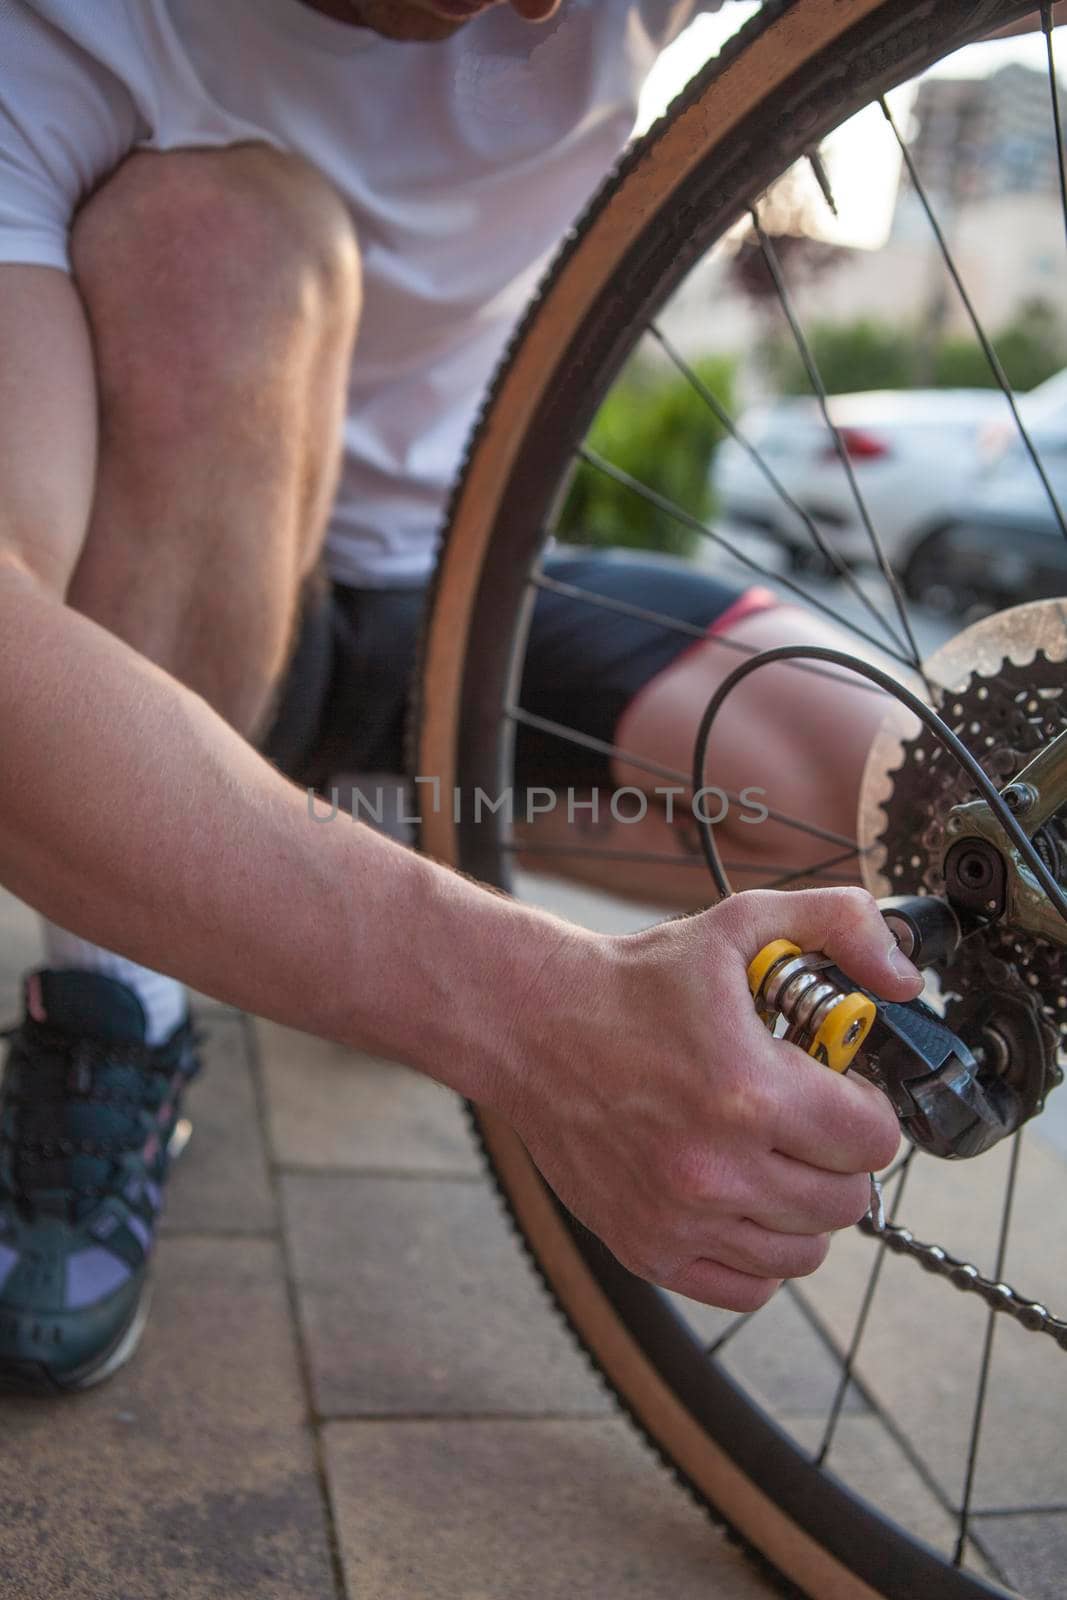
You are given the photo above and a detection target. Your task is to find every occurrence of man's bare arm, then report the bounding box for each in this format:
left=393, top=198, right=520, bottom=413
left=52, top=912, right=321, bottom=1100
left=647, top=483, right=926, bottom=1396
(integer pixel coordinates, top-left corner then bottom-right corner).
left=0, top=265, right=566, bottom=1097
left=1, top=264, right=919, bottom=1312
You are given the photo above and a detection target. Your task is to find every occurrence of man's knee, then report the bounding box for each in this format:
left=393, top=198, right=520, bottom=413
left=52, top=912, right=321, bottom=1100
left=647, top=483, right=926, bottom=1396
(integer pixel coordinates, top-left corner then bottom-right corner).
left=70, top=144, right=361, bottom=434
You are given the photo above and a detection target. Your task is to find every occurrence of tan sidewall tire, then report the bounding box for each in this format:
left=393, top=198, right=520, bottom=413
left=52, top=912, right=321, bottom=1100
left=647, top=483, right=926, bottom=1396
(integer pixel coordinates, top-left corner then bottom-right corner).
left=416, top=3, right=1029, bottom=1595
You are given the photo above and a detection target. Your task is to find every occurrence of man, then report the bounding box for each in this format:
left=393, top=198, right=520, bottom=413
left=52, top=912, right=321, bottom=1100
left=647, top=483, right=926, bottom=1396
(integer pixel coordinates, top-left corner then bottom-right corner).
left=0, top=0, right=918, bottom=1394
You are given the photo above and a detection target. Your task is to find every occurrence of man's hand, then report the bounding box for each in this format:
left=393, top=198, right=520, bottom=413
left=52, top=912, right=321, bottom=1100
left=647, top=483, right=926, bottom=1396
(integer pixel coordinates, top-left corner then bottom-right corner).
left=505, top=887, right=919, bottom=1312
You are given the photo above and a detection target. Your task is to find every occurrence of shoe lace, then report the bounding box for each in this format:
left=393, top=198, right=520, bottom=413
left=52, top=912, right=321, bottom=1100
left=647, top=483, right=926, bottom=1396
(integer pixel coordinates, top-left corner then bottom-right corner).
left=0, top=1018, right=196, bottom=1209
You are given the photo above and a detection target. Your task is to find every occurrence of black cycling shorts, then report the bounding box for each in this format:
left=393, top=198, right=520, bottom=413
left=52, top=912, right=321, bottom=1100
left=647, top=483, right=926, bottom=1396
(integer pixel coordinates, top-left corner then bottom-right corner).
left=262, top=550, right=778, bottom=787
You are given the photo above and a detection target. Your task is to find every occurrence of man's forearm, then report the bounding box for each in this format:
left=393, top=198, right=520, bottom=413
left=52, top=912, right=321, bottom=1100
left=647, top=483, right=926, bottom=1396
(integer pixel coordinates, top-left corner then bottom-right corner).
left=0, top=563, right=582, bottom=1102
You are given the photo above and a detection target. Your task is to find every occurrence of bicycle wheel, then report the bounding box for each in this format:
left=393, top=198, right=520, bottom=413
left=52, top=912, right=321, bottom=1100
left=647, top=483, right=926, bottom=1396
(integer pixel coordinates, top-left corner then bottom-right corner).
left=414, top=2, right=1067, bottom=1594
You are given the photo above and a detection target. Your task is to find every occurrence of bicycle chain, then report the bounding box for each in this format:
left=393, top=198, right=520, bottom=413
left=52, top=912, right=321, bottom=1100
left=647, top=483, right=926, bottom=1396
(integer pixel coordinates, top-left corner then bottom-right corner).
left=859, top=1208, right=1067, bottom=1349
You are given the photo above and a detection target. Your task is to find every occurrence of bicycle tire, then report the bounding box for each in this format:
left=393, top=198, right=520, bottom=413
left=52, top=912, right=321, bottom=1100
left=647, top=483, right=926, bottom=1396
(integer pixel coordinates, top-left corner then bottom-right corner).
left=413, top=3, right=1039, bottom=1595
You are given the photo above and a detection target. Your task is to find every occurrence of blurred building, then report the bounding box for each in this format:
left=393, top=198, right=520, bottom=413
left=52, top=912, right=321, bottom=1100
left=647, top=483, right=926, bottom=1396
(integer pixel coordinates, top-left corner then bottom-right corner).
left=903, top=65, right=1060, bottom=208
left=863, top=63, right=1065, bottom=336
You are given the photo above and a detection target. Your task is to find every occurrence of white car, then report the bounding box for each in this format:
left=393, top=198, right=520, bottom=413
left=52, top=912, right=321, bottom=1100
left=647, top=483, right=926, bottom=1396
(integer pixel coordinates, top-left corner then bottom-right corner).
left=923, top=369, right=1067, bottom=612
left=711, top=387, right=1012, bottom=589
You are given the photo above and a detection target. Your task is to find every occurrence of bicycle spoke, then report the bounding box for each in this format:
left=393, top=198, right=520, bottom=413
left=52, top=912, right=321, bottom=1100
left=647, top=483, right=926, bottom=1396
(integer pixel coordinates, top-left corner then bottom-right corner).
left=508, top=705, right=694, bottom=787
left=506, top=839, right=857, bottom=883
left=534, top=570, right=707, bottom=642
left=750, top=211, right=931, bottom=684
left=578, top=447, right=919, bottom=671
left=646, top=322, right=913, bottom=661
left=505, top=704, right=866, bottom=852
left=881, top=95, right=1067, bottom=545
left=762, top=845, right=862, bottom=890
left=531, top=571, right=892, bottom=696
left=509, top=841, right=708, bottom=867
left=815, top=1151, right=916, bottom=1468
left=806, top=144, right=839, bottom=220
left=1043, top=1, right=1067, bottom=251
left=954, top=1133, right=1025, bottom=1567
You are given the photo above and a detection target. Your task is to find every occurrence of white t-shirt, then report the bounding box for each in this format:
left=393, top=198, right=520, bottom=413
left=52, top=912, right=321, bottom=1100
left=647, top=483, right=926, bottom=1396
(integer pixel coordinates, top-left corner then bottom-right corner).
left=0, top=0, right=719, bottom=585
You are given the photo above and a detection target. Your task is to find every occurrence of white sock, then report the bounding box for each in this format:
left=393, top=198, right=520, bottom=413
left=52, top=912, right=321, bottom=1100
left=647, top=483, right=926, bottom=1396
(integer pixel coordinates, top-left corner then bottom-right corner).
left=42, top=926, right=188, bottom=1046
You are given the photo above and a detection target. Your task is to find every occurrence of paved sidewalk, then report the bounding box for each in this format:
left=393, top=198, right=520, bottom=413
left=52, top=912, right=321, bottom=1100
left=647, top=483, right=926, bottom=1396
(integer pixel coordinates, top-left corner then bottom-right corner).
left=0, top=891, right=772, bottom=1600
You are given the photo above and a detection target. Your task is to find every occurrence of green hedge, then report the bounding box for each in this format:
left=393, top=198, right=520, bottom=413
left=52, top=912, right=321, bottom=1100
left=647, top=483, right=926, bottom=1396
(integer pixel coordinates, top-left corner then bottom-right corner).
left=763, top=304, right=1066, bottom=397
left=556, top=354, right=735, bottom=560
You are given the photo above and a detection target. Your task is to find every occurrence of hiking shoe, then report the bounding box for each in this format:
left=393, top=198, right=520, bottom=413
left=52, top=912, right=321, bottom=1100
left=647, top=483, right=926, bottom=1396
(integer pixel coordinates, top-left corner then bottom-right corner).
left=0, top=970, right=200, bottom=1393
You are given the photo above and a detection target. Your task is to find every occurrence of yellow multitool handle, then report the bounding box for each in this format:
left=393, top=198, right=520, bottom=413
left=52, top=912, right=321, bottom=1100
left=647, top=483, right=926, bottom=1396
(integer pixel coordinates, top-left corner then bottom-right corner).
left=746, top=939, right=801, bottom=1027
left=746, top=939, right=801, bottom=997
left=811, top=993, right=876, bottom=1073
left=746, top=940, right=876, bottom=1074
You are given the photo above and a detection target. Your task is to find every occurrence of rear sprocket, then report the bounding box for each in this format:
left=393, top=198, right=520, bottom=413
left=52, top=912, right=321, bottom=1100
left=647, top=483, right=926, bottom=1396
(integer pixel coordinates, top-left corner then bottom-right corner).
left=859, top=601, right=1067, bottom=1106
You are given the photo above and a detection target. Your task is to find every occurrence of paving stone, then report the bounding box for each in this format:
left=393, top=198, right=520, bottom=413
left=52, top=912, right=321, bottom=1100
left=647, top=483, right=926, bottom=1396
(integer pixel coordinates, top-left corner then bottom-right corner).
left=163, top=1011, right=276, bottom=1236
left=968, top=1510, right=1067, bottom=1600
left=282, top=1173, right=610, bottom=1417
left=257, top=1019, right=479, bottom=1175
left=664, top=1285, right=868, bottom=1422
left=323, top=1417, right=775, bottom=1600
left=1033, top=1083, right=1067, bottom=1164
left=713, top=1284, right=867, bottom=1419
left=0, top=1238, right=336, bottom=1600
